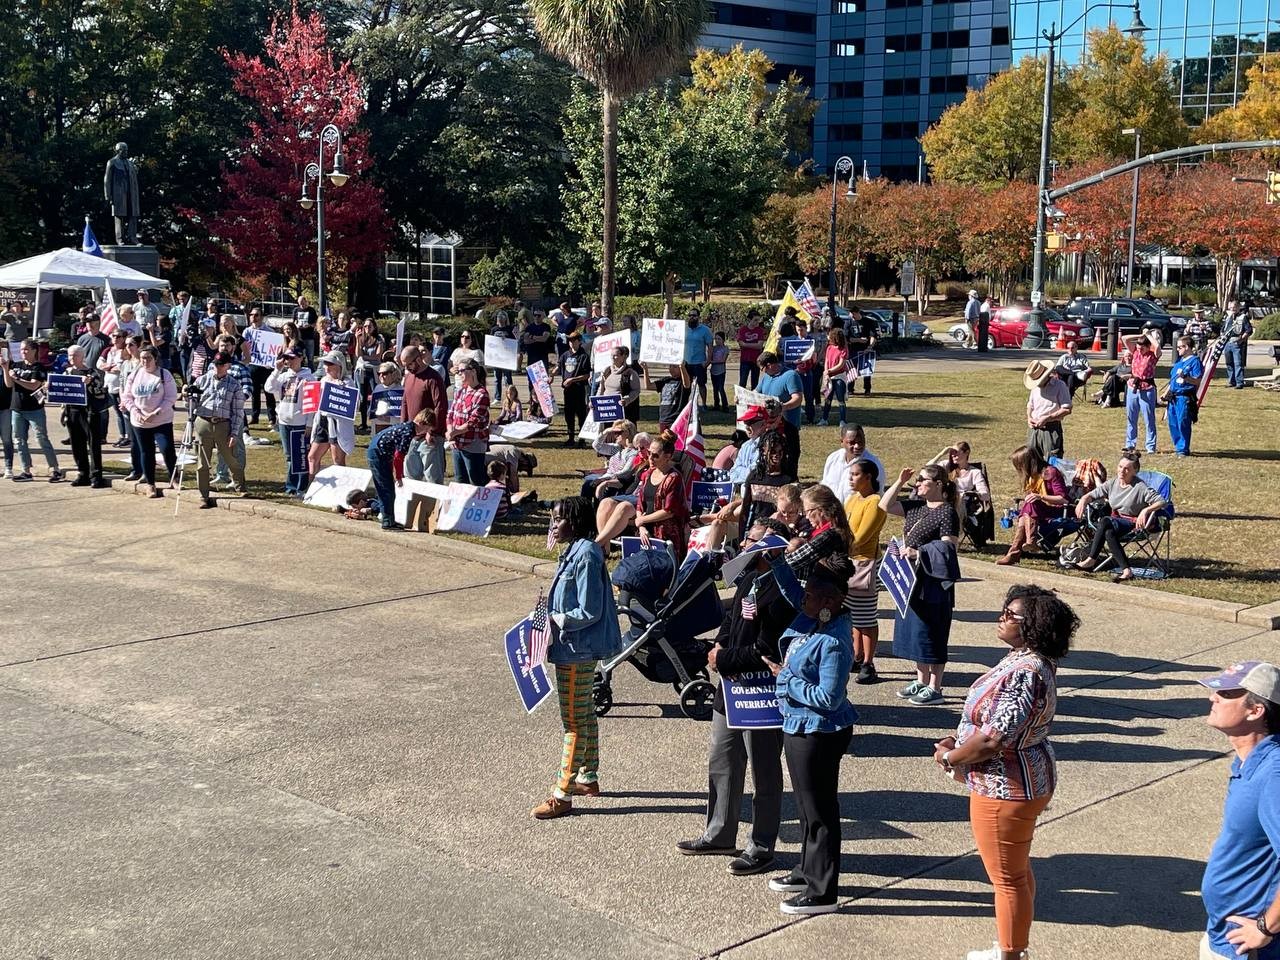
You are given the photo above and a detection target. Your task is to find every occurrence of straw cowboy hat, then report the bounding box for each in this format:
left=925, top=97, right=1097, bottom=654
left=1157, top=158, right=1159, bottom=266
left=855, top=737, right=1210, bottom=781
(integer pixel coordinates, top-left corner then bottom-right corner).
left=1023, top=358, right=1056, bottom=390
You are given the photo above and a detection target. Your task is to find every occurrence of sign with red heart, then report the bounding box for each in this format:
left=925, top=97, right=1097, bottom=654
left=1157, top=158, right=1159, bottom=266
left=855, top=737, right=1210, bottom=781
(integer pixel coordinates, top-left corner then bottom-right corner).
left=639, top=316, right=685, bottom=366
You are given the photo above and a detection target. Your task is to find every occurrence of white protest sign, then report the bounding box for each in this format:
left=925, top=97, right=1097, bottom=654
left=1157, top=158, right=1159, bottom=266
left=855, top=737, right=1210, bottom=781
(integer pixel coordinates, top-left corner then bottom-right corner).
left=577, top=415, right=603, bottom=442
left=244, top=327, right=286, bottom=367
left=484, top=335, right=519, bottom=371
left=395, top=317, right=406, bottom=352
left=639, top=317, right=685, bottom=365
left=303, top=465, right=372, bottom=510
left=591, top=329, right=631, bottom=373
left=435, top=482, right=502, bottom=536
left=393, top=478, right=450, bottom=526
left=734, top=385, right=773, bottom=427
left=7, top=341, right=21, bottom=361
left=490, top=420, right=550, bottom=441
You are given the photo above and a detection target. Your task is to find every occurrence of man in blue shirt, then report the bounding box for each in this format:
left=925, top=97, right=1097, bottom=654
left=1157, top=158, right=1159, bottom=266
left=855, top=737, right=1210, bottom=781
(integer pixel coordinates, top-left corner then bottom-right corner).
left=757, top=351, right=804, bottom=430
left=1199, top=660, right=1280, bottom=960
left=683, top=309, right=714, bottom=403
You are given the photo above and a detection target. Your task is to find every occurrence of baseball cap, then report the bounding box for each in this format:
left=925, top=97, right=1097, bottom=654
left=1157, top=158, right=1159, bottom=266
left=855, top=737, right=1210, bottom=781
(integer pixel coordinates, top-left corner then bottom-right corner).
left=1198, top=660, right=1280, bottom=704
left=280, top=348, right=299, bottom=360
left=741, top=405, right=768, bottom=423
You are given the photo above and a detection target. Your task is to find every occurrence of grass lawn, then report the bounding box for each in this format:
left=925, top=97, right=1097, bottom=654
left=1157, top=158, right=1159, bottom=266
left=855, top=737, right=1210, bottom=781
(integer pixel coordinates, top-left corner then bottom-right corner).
left=170, top=358, right=1279, bottom=607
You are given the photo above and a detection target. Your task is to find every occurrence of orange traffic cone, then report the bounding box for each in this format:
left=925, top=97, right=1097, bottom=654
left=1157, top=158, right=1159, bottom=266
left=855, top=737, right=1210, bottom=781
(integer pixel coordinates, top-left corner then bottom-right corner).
left=1054, top=329, right=1066, bottom=350
left=1090, top=328, right=1103, bottom=352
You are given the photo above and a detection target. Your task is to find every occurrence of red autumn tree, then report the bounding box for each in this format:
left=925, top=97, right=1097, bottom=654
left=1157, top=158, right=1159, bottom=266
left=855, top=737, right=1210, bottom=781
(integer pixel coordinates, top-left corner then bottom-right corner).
left=864, top=182, right=966, bottom=314
left=198, top=5, right=391, bottom=298
left=956, top=180, right=1036, bottom=304
left=791, top=179, right=886, bottom=303
left=1057, top=159, right=1146, bottom=297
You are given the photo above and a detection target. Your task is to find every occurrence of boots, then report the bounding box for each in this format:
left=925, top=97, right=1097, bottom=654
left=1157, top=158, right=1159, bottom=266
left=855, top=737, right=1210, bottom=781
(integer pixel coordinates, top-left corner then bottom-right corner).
left=997, top=523, right=1028, bottom=565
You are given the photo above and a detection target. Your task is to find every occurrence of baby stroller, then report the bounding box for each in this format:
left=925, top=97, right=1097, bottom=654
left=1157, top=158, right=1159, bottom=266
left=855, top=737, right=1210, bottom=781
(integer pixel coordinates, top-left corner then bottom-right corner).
left=595, top=548, right=723, bottom=721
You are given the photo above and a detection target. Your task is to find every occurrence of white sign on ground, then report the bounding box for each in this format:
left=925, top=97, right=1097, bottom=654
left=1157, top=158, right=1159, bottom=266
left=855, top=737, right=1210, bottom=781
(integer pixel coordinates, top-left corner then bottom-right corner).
left=303, top=465, right=372, bottom=510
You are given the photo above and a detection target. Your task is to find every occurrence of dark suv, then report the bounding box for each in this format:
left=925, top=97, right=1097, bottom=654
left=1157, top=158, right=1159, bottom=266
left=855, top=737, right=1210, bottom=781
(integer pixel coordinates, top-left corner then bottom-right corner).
left=1064, top=297, right=1186, bottom=339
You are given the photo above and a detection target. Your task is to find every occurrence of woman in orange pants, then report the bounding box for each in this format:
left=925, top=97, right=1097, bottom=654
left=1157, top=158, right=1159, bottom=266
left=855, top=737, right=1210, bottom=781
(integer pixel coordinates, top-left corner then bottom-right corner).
left=932, top=584, right=1078, bottom=960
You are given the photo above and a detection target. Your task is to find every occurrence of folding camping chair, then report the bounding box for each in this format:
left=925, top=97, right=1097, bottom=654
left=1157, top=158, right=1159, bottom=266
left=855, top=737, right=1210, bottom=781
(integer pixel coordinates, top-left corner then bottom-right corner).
left=1057, top=469, right=1175, bottom=578
left=957, top=460, right=995, bottom=551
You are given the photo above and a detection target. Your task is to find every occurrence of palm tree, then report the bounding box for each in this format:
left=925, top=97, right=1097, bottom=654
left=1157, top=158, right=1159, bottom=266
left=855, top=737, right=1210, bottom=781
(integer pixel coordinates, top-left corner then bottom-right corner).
left=528, top=0, right=707, bottom=320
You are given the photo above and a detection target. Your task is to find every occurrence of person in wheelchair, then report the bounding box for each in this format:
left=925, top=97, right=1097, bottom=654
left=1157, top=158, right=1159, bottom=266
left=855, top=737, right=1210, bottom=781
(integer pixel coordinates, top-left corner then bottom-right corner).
left=998, top=446, right=1068, bottom=566
left=932, top=440, right=992, bottom=549
left=1071, top=453, right=1169, bottom=582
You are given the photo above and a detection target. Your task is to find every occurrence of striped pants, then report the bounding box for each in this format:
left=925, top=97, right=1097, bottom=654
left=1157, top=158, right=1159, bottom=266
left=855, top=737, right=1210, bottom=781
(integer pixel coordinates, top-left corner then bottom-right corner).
left=554, top=662, right=599, bottom=799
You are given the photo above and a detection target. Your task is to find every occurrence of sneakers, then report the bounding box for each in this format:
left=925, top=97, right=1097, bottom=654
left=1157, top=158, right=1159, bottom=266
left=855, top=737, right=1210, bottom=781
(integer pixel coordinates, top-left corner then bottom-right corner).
left=48, top=470, right=65, bottom=483
left=966, top=945, right=1026, bottom=960
left=909, top=685, right=944, bottom=706
left=147, top=485, right=164, bottom=499
left=531, top=796, right=572, bottom=820
left=896, top=680, right=924, bottom=700
left=676, top=838, right=737, bottom=856
left=1, top=469, right=10, bottom=479
left=768, top=872, right=807, bottom=893
left=90, top=478, right=111, bottom=489
left=855, top=662, right=878, bottom=685
left=12, top=471, right=33, bottom=482
left=567, top=780, right=600, bottom=797
left=122, top=473, right=142, bottom=482
left=199, top=498, right=216, bottom=509
left=817, top=418, right=828, bottom=426
left=780, top=895, right=838, bottom=916
left=727, top=852, right=774, bottom=876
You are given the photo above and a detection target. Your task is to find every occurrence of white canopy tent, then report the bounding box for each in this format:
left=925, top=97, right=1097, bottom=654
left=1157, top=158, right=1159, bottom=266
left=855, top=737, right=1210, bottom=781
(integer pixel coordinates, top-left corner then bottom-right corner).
left=0, top=248, right=169, bottom=335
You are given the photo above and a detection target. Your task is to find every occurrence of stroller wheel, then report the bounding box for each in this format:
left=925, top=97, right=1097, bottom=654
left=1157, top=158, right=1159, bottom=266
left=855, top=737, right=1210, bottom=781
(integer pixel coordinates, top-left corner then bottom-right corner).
left=679, top=679, right=715, bottom=722
left=593, top=678, right=614, bottom=717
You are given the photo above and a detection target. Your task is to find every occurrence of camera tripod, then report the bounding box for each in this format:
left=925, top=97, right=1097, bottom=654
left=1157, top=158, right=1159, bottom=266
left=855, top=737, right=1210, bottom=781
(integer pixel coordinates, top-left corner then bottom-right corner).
left=169, top=385, right=200, bottom=515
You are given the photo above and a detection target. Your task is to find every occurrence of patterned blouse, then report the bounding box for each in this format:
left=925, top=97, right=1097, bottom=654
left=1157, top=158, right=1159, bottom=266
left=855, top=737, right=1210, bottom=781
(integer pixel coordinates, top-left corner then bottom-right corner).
left=955, top=648, right=1058, bottom=800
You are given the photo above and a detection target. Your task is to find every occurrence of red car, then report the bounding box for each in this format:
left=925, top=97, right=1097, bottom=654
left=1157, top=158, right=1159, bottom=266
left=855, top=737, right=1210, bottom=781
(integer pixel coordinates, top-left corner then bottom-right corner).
left=983, top=305, right=1094, bottom=349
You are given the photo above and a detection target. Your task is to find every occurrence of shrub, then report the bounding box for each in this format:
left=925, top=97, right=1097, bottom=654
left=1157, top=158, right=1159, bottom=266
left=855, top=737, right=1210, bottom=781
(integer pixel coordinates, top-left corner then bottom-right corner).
left=1254, top=311, right=1280, bottom=340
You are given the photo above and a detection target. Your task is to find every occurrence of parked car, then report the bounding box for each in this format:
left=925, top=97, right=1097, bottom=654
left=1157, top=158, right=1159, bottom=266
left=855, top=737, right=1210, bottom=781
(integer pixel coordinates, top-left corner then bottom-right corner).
left=952, top=305, right=1092, bottom=350
left=864, top=309, right=931, bottom=338
left=1064, top=297, right=1186, bottom=340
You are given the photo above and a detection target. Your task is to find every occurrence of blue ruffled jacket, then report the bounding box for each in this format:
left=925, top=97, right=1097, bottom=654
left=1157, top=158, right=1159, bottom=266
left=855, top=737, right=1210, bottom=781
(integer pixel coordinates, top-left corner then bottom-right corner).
left=547, top=538, right=625, bottom=665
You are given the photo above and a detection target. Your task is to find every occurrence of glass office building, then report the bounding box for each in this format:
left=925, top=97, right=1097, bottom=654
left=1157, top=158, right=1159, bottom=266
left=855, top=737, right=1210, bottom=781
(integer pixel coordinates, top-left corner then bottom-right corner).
left=1012, top=0, right=1277, bottom=124
left=702, top=1, right=819, bottom=86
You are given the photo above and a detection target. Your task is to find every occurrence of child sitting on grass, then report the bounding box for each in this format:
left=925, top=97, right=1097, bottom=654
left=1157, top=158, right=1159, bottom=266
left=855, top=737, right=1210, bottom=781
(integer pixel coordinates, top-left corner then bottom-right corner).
left=497, top=384, right=523, bottom=425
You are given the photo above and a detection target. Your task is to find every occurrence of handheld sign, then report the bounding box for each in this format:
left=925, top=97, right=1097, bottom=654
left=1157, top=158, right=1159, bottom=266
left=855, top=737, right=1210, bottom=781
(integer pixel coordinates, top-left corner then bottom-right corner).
left=690, top=480, right=733, bottom=515
left=781, top=337, right=814, bottom=365
left=847, top=350, right=876, bottom=379
left=639, top=317, right=685, bottom=365
left=526, top=361, right=557, bottom=418
left=7, top=342, right=20, bottom=361
left=723, top=671, right=784, bottom=730
left=589, top=394, right=624, bottom=425
left=435, top=481, right=501, bottom=536
left=504, top=618, right=553, bottom=714
left=319, top=381, right=359, bottom=421
left=299, top=379, right=322, bottom=415
left=394, top=317, right=406, bottom=352
left=734, top=385, right=772, bottom=428
left=46, top=373, right=87, bottom=406
left=591, top=329, right=631, bottom=373
left=244, top=327, right=286, bottom=367
left=484, top=335, right=519, bottom=371
left=620, top=536, right=673, bottom=560
left=878, top=537, right=918, bottom=618
left=720, top=533, right=789, bottom=586
left=285, top=426, right=309, bottom=491
left=372, top=386, right=404, bottom=421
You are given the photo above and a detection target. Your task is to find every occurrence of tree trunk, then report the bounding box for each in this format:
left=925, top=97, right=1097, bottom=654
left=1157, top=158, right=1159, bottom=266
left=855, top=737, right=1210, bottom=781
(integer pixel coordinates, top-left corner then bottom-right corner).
left=663, top=272, right=676, bottom=318
left=700, top=277, right=711, bottom=303
left=600, top=89, right=619, bottom=323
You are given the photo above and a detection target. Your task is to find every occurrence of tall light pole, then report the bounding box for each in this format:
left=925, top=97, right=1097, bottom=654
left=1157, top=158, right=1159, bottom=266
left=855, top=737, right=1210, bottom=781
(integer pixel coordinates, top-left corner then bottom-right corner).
left=828, top=155, right=856, bottom=317
left=1123, top=126, right=1142, bottom=298
left=1027, top=1, right=1148, bottom=347
left=297, top=123, right=349, bottom=315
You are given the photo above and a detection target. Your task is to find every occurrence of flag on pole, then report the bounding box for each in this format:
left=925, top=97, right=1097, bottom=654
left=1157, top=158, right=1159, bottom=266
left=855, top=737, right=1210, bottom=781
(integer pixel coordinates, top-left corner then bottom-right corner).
left=99, top=279, right=119, bottom=336
left=670, top=391, right=705, bottom=495
left=796, top=279, right=823, bottom=318
left=82, top=217, right=104, bottom=258
left=763, top=283, right=813, bottom=357
left=527, top=591, right=551, bottom=668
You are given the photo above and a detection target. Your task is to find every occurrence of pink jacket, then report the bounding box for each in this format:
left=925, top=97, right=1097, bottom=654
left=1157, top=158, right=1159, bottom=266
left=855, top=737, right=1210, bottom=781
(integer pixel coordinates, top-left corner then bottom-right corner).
left=121, top=367, right=178, bottom=428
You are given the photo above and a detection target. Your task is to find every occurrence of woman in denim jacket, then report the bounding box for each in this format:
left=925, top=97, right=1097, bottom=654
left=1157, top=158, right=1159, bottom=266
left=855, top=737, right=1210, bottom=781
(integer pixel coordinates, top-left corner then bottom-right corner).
left=763, top=557, right=857, bottom=916
left=532, top=496, right=625, bottom=821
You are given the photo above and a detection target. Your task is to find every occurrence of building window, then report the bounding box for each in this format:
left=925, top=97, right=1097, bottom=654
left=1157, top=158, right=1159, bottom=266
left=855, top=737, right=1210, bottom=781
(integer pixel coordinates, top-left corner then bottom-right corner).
left=829, top=123, right=863, bottom=141
left=929, top=74, right=969, bottom=94
left=884, top=34, right=922, bottom=53
left=882, top=120, right=921, bottom=139
left=931, top=29, right=970, bottom=49
left=830, top=81, right=865, bottom=99
left=884, top=77, right=922, bottom=96
left=832, top=0, right=859, bottom=11
left=885, top=0, right=923, bottom=7
left=991, top=26, right=1009, bottom=45
left=832, top=40, right=863, bottom=57
left=711, top=2, right=816, bottom=32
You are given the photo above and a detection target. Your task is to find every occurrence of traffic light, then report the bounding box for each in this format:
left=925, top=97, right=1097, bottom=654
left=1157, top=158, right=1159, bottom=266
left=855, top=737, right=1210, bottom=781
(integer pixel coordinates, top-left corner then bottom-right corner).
left=1267, top=171, right=1280, bottom=205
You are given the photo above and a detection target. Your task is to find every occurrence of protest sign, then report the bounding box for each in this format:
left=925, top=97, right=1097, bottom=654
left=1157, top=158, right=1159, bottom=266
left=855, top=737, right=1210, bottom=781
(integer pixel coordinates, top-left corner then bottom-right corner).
left=285, top=426, right=309, bottom=492
left=639, top=317, right=685, bottom=365
left=484, top=335, right=519, bottom=371
left=690, top=480, right=733, bottom=515
left=589, top=394, right=624, bottom=425
left=734, top=385, right=772, bottom=427
left=319, top=381, right=359, bottom=421
left=395, top=317, right=406, bottom=352
left=435, top=482, right=501, bottom=536
left=719, top=533, right=789, bottom=586
left=393, top=478, right=450, bottom=526
left=372, top=387, right=404, bottom=422
left=848, top=350, right=877, bottom=379
left=46, top=373, right=87, bottom=405
left=781, top=337, right=814, bottom=365
left=303, top=465, right=372, bottom=510
left=591, top=329, right=631, bottom=373
left=504, top=618, right=553, bottom=713
left=878, top=537, right=917, bottom=618
left=299, top=379, right=322, bottom=416
left=7, top=341, right=21, bottom=361
left=620, top=536, right=673, bottom=560
left=244, top=327, right=286, bottom=367
left=490, top=420, right=549, bottom=441
left=724, top=671, right=784, bottom=730
left=526, top=361, right=557, bottom=418
left=577, top=415, right=602, bottom=442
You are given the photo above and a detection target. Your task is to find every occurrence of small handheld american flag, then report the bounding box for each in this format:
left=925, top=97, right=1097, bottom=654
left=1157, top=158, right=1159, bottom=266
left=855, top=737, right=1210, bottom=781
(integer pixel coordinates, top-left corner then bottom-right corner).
left=741, top=582, right=758, bottom=621
left=528, top=590, right=551, bottom=668
left=545, top=516, right=558, bottom=552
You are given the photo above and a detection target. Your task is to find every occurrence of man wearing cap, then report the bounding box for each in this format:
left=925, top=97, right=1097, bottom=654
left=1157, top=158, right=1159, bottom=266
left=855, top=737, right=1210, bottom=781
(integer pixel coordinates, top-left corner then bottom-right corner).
left=1024, top=359, right=1071, bottom=460
left=1199, top=660, right=1280, bottom=960
left=757, top=352, right=804, bottom=432
left=1221, top=300, right=1254, bottom=390
left=1185, top=306, right=1213, bottom=355
left=76, top=312, right=111, bottom=371
left=728, top=405, right=770, bottom=485
left=735, top=309, right=767, bottom=388
left=190, top=351, right=247, bottom=507
left=266, top=348, right=314, bottom=495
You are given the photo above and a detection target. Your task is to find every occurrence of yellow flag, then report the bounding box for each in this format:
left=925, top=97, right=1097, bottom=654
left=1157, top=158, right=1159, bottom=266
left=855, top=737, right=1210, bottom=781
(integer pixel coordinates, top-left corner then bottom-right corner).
left=763, top=283, right=812, bottom=356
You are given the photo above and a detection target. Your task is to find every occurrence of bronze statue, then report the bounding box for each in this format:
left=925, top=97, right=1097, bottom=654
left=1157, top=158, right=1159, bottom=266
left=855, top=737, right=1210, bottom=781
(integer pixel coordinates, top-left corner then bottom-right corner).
left=103, top=142, right=140, bottom=245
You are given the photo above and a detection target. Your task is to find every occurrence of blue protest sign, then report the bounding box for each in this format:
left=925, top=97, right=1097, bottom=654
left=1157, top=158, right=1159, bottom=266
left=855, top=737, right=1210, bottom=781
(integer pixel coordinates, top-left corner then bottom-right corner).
left=620, top=536, right=672, bottom=560
left=723, top=671, right=783, bottom=730
left=46, top=373, right=87, bottom=405
left=781, top=337, right=814, bottom=365
left=373, top=387, right=404, bottom=421
left=690, top=480, right=733, bottom=515
left=504, top=619, right=553, bottom=714
left=719, top=533, right=789, bottom=586
left=589, top=394, right=624, bottom=424
left=850, top=349, right=877, bottom=378
left=285, top=425, right=309, bottom=490
left=878, top=537, right=917, bottom=618
left=319, top=381, right=359, bottom=421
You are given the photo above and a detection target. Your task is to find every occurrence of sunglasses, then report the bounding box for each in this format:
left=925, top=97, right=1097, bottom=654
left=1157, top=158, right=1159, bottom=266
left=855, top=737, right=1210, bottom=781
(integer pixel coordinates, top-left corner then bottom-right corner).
left=998, top=607, right=1026, bottom=622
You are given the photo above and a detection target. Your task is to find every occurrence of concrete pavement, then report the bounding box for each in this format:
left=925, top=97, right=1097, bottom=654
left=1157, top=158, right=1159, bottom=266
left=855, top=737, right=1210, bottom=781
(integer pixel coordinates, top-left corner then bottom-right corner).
left=1, top=478, right=1277, bottom=959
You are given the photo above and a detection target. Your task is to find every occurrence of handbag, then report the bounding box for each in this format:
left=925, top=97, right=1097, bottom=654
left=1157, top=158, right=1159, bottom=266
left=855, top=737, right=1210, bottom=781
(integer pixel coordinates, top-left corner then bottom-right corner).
left=848, top=557, right=877, bottom=596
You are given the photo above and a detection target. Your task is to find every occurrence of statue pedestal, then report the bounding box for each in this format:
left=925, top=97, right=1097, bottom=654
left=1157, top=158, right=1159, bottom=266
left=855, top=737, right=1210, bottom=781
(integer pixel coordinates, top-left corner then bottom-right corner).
left=101, top=245, right=161, bottom=286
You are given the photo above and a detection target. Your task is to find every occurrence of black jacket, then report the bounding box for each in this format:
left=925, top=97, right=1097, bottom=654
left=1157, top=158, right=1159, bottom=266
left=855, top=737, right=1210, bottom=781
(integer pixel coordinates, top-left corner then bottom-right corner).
left=712, top=565, right=793, bottom=713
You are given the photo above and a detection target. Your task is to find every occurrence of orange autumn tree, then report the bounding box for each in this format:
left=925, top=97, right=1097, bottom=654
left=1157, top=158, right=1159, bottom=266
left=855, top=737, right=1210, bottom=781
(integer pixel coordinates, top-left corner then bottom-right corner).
left=791, top=179, right=886, bottom=304
left=864, top=182, right=966, bottom=314
left=957, top=180, right=1036, bottom=303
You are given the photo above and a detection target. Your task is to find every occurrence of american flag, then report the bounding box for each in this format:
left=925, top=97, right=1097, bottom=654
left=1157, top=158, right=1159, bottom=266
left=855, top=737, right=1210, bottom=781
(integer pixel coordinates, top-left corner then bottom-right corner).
left=546, top=516, right=558, bottom=552
left=98, top=279, right=119, bottom=336
left=527, top=591, right=551, bottom=668
left=670, top=391, right=704, bottom=496
left=741, top=582, right=758, bottom=620
left=796, top=279, right=823, bottom=318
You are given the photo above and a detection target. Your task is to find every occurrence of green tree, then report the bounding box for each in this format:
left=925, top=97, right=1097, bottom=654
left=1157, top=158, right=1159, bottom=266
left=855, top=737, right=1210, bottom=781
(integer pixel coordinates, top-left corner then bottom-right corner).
left=527, top=0, right=707, bottom=320
left=744, top=190, right=804, bottom=298
left=682, top=44, right=816, bottom=154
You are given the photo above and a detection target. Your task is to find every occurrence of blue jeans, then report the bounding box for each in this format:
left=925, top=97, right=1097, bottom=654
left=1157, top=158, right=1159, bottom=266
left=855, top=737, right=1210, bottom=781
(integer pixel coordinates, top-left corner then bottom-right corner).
left=821, top=379, right=847, bottom=424
left=135, top=422, right=176, bottom=485
left=738, top=360, right=759, bottom=389
left=0, top=409, right=12, bottom=472
left=11, top=409, right=59, bottom=472
left=1125, top=385, right=1157, bottom=452
left=1223, top=340, right=1247, bottom=387
left=366, top=443, right=397, bottom=523
left=1167, top=394, right=1194, bottom=454
left=109, top=393, right=129, bottom=439
left=452, top=447, right=486, bottom=485
left=407, top=438, right=445, bottom=484
left=580, top=472, right=604, bottom=497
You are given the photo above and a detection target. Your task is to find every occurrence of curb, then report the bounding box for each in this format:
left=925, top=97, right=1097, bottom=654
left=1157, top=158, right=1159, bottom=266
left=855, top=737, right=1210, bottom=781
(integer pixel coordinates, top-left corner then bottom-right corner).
left=104, top=481, right=1276, bottom=628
